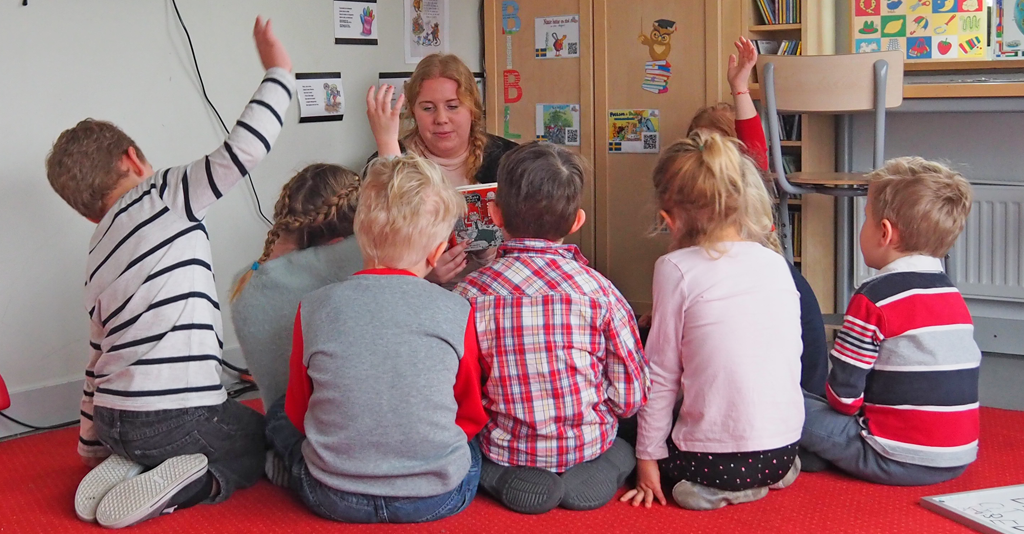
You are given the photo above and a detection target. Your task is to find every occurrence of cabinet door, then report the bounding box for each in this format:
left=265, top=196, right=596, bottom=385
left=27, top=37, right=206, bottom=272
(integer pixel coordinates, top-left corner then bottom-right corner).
left=483, top=0, right=596, bottom=261
left=594, top=0, right=708, bottom=311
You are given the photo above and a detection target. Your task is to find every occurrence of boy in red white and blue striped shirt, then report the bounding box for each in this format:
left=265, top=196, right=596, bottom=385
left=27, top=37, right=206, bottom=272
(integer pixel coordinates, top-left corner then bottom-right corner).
left=802, top=157, right=980, bottom=485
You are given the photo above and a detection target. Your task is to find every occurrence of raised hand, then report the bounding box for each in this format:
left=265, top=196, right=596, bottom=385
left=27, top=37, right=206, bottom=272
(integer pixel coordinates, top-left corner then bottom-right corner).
left=366, top=84, right=405, bottom=158
left=254, top=16, right=292, bottom=73
left=727, top=36, right=758, bottom=93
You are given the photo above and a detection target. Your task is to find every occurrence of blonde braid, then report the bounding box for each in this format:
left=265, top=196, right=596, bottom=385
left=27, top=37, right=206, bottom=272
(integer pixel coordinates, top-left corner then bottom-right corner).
left=230, top=164, right=361, bottom=302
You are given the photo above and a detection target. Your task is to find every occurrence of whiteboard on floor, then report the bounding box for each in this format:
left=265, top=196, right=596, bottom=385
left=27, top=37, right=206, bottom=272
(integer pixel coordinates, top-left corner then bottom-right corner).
left=921, top=484, right=1024, bottom=534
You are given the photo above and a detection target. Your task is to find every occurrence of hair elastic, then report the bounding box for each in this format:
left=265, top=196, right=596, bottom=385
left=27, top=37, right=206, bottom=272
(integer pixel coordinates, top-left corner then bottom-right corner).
left=698, top=143, right=705, bottom=152
left=251, top=262, right=260, bottom=271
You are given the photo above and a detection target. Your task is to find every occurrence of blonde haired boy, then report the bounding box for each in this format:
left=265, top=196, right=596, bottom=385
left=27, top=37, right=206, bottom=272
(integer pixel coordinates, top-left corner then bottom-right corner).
left=801, top=157, right=980, bottom=485
left=265, top=154, right=489, bottom=523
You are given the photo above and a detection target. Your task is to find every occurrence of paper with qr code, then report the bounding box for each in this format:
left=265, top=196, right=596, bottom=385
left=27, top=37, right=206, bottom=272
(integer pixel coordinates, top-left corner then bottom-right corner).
left=608, top=109, right=659, bottom=153
left=534, top=15, right=580, bottom=59
left=536, top=104, right=581, bottom=146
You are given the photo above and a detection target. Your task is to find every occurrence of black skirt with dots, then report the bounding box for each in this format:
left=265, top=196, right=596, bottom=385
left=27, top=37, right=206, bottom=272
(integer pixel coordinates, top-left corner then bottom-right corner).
left=658, top=438, right=799, bottom=493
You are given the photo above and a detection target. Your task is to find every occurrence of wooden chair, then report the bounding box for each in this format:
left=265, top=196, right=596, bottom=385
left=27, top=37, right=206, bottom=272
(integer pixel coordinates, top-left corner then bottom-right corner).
left=756, top=50, right=904, bottom=263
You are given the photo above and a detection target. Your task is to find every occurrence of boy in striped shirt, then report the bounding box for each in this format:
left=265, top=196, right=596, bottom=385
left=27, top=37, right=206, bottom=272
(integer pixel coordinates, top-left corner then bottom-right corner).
left=801, top=157, right=980, bottom=485
left=45, top=17, right=293, bottom=528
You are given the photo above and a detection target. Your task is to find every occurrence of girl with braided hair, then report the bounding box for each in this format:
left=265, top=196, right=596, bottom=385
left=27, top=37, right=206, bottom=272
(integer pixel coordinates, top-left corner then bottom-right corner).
left=229, top=163, right=362, bottom=410
left=367, top=53, right=518, bottom=286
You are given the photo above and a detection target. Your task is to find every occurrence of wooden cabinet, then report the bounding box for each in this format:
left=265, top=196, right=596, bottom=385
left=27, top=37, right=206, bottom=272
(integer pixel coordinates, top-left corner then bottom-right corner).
left=482, top=0, right=837, bottom=313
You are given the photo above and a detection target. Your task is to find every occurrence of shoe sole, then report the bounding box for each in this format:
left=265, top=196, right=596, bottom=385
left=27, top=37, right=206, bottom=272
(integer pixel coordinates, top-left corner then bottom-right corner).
left=498, top=468, right=564, bottom=514
left=671, top=480, right=768, bottom=511
left=96, top=454, right=208, bottom=529
left=75, top=455, right=145, bottom=522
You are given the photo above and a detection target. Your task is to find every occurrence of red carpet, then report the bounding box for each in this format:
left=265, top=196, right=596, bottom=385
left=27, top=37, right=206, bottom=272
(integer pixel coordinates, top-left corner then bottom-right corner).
left=2, top=407, right=1021, bottom=533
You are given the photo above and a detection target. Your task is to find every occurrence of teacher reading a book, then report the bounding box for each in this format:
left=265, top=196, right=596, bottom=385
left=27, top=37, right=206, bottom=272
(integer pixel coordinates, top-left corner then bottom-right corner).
left=366, top=53, right=518, bottom=285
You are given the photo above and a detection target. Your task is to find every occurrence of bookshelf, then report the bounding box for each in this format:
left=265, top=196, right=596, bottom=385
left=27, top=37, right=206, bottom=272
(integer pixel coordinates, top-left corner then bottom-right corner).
left=738, top=0, right=837, bottom=313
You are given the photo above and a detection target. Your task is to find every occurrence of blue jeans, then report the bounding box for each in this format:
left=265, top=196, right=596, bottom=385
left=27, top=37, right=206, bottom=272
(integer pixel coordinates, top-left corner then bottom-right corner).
left=801, top=392, right=967, bottom=486
left=93, top=399, right=265, bottom=503
left=265, top=398, right=481, bottom=523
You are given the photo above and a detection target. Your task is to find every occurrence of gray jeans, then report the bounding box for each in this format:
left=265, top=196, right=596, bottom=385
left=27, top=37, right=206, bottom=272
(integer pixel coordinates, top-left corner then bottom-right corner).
left=801, top=392, right=966, bottom=486
left=93, top=399, right=265, bottom=503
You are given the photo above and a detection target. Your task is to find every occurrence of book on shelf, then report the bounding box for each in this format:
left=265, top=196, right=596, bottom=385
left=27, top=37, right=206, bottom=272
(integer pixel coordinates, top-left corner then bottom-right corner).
left=452, top=183, right=503, bottom=252
left=753, top=39, right=801, bottom=56
left=753, top=0, right=801, bottom=25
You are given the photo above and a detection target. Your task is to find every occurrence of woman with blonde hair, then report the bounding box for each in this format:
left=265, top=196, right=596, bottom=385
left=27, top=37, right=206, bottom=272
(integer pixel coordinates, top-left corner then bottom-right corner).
left=366, top=53, right=518, bottom=285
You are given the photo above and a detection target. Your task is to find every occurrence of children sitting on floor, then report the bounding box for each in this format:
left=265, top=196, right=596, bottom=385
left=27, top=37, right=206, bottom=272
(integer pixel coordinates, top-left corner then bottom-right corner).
left=46, top=17, right=293, bottom=529
left=453, top=142, right=650, bottom=514
left=624, top=131, right=803, bottom=511
left=801, top=157, right=980, bottom=485
left=229, top=163, right=362, bottom=411
left=687, top=36, right=829, bottom=397
left=263, top=154, right=488, bottom=523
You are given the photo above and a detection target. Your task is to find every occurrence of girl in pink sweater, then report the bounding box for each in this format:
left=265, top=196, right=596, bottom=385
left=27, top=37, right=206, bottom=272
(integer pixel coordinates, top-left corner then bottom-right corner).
left=622, top=131, right=804, bottom=511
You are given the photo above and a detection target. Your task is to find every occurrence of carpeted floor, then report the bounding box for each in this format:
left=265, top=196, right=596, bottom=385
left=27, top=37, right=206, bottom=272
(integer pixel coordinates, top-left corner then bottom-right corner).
left=2, top=406, right=1021, bottom=533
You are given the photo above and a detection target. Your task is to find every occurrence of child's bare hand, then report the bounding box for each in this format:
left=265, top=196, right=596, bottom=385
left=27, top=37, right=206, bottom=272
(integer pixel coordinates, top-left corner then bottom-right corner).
left=254, top=16, right=292, bottom=72
left=727, top=36, right=758, bottom=92
left=427, top=241, right=469, bottom=285
left=620, top=459, right=666, bottom=508
left=366, top=85, right=405, bottom=158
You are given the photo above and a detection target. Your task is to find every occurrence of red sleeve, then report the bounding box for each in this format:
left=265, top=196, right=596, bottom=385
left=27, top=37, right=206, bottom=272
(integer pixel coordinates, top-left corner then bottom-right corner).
left=453, top=305, right=487, bottom=440
left=735, top=115, right=769, bottom=172
left=284, top=306, right=313, bottom=435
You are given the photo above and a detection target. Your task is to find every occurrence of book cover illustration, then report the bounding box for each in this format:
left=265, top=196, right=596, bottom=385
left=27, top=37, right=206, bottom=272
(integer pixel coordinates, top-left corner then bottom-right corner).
left=454, top=183, right=503, bottom=252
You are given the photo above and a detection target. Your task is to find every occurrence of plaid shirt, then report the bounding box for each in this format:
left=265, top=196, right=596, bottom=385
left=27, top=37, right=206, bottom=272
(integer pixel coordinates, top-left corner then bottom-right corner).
left=454, top=238, right=649, bottom=471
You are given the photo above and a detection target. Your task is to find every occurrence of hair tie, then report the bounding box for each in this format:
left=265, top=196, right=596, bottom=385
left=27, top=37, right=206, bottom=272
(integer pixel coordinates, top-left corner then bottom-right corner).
left=698, top=143, right=705, bottom=152
left=251, top=262, right=260, bottom=271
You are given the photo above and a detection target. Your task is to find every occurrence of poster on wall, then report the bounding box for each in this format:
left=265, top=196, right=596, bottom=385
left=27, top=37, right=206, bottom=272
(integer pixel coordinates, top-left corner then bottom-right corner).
left=378, top=72, right=485, bottom=110
left=608, top=109, right=659, bottom=153
left=334, top=0, right=378, bottom=45
left=851, top=0, right=988, bottom=60
left=296, top=72, right=345, bottom=123
left=535, top=104, right=581, bottom=145
left=534, top=15, right=580, bottom=58
left=405, top=0, right=449, bottom=64
left=995, top=0, right=1024, bottom=58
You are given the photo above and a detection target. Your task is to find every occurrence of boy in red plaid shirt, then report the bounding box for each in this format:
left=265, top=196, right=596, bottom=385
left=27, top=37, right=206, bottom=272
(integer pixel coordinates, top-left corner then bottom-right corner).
left=454, top=142, right=650, bottom=514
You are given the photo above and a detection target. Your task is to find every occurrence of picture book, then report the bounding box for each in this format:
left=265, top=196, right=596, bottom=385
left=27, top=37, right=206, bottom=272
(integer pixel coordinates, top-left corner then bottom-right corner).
left=453, top=183, right=503, bottom=252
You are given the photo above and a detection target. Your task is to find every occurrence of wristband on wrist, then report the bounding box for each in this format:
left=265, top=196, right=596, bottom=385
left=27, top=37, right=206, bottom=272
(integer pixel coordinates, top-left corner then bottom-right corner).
left=732, top=89, right=750, bottom=96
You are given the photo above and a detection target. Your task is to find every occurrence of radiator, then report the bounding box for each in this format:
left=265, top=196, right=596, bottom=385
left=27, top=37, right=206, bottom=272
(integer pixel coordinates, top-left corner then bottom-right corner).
left=853, top=183, right=1024, bottom=303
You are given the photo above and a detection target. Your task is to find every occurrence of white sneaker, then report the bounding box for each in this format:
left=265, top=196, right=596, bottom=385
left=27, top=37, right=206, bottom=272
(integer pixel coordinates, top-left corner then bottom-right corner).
left=75, top=455, right=145, bottom=522
left=671, top=480, right=768, bottom=511
left=96, top=454, right=208, bottom=529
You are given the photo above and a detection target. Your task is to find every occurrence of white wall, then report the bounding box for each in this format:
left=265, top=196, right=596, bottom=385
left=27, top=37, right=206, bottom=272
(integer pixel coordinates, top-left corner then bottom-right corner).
left=0, top=0, right=482, bottom=430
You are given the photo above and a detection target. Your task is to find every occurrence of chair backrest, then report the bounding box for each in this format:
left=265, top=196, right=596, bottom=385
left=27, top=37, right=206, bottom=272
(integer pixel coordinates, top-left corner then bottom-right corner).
left=755, top=51, right=904, bottom=113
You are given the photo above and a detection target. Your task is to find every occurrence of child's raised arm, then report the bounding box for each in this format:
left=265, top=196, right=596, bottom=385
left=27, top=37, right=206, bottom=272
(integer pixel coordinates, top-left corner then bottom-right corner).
left=254, top=16, right=292, bottom=73
left=366, top=85, right=405, bottom=158
left=159, top=16, right=294, bottom=222
left=727, top=36, right=758, bottom=121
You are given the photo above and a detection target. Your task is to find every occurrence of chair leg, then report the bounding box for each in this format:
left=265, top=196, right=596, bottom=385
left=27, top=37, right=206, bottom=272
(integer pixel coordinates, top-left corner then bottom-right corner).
left=778, top=193, right=794, bottom=263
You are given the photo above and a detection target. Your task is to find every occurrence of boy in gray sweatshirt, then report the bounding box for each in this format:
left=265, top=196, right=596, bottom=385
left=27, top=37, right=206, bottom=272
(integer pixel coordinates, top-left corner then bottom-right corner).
left=264, top=154, right=488, bottom=523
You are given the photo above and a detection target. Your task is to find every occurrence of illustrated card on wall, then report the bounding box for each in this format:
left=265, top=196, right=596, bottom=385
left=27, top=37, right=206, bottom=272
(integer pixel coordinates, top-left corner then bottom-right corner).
left=852, top=0, right=988, bottom=60
left=535, top=104, right=581, bottom=145
left=995, top=0, right=1024, bottom=58
left=296, top=73, right=345, bottom=123
left=534, top=15, right=580, bottom=58
left=405, top=0, right=449, bottom=64
left=334, top=1, right=377, bottom=45
left=378, top=72, right=485, bottom=109
left=608, top=109, right=659, bottom=154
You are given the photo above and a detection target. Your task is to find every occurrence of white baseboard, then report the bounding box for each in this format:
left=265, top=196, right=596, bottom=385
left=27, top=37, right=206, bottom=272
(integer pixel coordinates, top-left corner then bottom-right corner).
left=1, top=348, right=251, bottom=441
left=0, top=378, right=82, bottom=440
